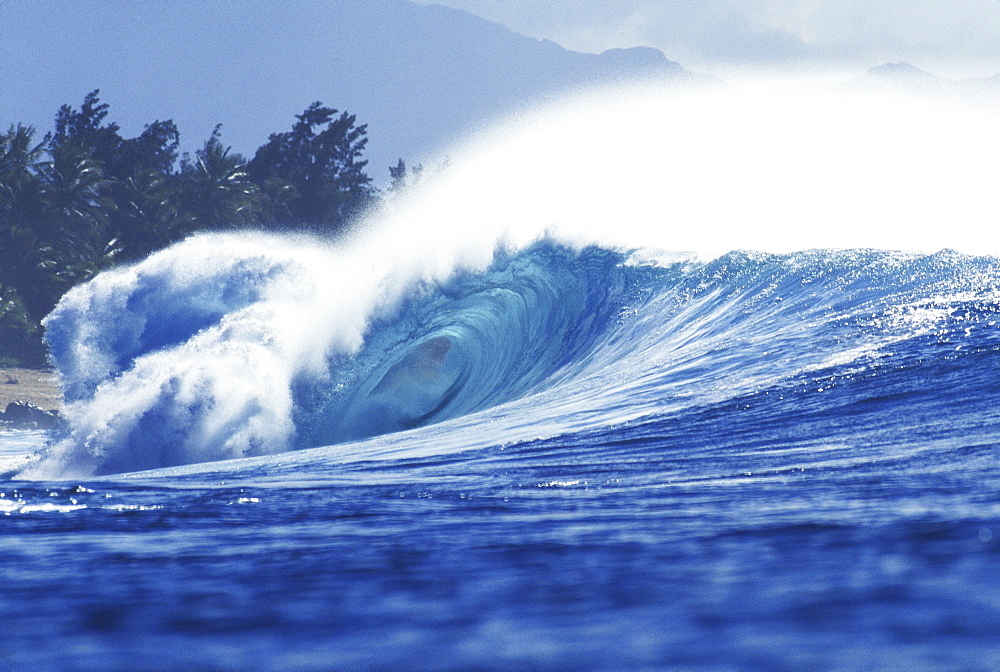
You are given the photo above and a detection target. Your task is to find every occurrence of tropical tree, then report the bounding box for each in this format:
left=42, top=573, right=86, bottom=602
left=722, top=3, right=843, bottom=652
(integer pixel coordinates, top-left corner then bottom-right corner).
left=0, top=280, right=43, bottom=366
left=114, top=118, right=180, bottom=178
left=247, top=102, right=374, bottom=232
left=49, top=90, right=123, bottom=171
left=0, top=125, right=56, bottom=324
left=31, top=143, right=116, bottom=316
left=0, top=94, right=385, bottom=365
left=48, top=90, right=180, bottom=178
left=177, top=125, right=261, bottom=233
left=106, top=169, right=181, bottom=262
left=387, top=158, right=425, bottom=194
left=0, top=123, right=111, bottom=362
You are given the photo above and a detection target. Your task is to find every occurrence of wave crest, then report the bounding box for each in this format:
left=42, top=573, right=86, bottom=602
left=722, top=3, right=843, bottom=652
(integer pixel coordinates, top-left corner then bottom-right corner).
left=21, top=235, right=644, bottom=477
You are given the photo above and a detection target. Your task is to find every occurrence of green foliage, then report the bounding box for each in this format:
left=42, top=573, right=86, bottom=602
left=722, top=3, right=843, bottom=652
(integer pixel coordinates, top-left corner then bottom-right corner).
left=107, top=168, right=182, bottom=263
left=0, top=281, right=43, bottom=366
left=50, top=90, right=121, bottom=167
left=247, top=102, right=374, bottom=232
left=0, top=92, right=387, bottom=364
left=0, top=124, right=59, bottom=323
left=178, top=125, right=261, bottom=233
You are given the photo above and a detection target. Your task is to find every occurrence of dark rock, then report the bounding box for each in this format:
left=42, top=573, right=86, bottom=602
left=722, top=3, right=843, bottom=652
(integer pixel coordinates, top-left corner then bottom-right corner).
left=1, top=401, right=60, bottom=429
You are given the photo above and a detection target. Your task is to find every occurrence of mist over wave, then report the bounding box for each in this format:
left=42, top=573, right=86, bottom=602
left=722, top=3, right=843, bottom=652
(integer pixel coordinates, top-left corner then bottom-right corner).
left=17, top=79, right=1000, bottom=479
left=381, top=78, right=1000, bottom=256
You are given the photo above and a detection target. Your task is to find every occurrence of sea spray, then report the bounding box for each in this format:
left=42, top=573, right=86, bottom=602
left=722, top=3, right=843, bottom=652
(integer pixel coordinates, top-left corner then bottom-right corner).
left=24, top=241, right=994, bottom=478
left=22, top=234, right=647, bottom=477
left=377, top=79, right=1000, bottom=256
left=26, top=235, right=361, bottom=476
left=17, top=79, right=1000, bottom=478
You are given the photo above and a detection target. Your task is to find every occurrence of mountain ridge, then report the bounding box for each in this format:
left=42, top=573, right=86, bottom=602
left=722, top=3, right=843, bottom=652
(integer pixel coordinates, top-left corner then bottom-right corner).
left=2, top=0, right=688, bottom=182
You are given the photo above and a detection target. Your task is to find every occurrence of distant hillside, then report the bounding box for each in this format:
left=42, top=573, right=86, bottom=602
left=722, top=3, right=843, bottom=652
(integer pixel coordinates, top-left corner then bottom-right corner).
left=859, top=62, right=1000, bottom=101
left=2, top=0, right=688, bottom=183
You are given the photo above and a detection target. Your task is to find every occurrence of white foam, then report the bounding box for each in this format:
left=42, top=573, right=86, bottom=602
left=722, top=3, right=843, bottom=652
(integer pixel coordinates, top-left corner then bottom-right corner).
left=373, top=78, right=1000, bottom=259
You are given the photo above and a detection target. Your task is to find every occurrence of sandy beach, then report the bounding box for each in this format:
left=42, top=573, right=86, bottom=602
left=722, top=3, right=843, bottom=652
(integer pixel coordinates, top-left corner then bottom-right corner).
left=0, top=368, right=62, bottom=412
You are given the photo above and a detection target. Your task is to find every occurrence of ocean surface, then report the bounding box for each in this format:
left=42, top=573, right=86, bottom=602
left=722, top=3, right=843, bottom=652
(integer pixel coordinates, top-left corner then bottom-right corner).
left=4, top=84, right=1000, bottom=670
left=5, top=238, right=1000, bottom=670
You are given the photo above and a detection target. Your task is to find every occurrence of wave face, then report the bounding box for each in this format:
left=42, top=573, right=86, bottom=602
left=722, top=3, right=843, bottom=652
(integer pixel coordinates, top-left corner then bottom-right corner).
left=23, top=234, right=644, bottom=476
left=21, top=231, right=1000, bottom=479
left=23, top=81, right=1000, bottom=479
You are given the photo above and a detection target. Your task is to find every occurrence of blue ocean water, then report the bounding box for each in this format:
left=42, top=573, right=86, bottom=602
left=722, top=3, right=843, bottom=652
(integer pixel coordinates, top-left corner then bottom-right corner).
left=4, top=230, right=1000, bottom=669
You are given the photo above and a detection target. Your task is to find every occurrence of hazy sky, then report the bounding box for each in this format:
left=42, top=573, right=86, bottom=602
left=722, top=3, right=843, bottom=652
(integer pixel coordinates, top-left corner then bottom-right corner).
left=414, top=0, right=1000, bottom=77
left=5, top=0, right=999, bottom=182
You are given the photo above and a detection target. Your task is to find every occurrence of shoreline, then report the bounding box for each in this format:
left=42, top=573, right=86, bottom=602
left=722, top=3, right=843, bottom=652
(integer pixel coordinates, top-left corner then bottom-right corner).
left=0, top=368, right=62, bottom=412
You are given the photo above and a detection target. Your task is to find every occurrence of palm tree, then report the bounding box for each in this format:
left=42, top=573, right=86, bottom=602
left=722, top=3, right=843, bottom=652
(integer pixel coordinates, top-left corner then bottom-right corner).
left=247, top=103, right=374, bottom=232
left=0, top=279, right=43, bottom=366
left=0, top=125, right=55, bottom=323
left=35, top=143, right=116, bottom=294
left=178, top=126, right=262, bottom=231
left=108, top=169, right=183, bottom=262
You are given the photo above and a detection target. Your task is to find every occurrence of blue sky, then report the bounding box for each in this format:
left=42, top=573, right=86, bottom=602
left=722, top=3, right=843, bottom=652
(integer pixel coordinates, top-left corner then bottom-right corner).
left=413, top=0, right=1000, bottom=77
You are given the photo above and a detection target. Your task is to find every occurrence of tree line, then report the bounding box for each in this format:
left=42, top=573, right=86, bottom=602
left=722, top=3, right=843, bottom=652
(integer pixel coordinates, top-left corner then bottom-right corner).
left=1, top=91, right=412, bottom=366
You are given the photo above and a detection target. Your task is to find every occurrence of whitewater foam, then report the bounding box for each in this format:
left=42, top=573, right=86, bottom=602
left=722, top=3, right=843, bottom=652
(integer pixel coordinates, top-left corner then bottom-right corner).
left=381, top=78, right=1000, bottom=257
left=18, top=77, right=1000, bottom=479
